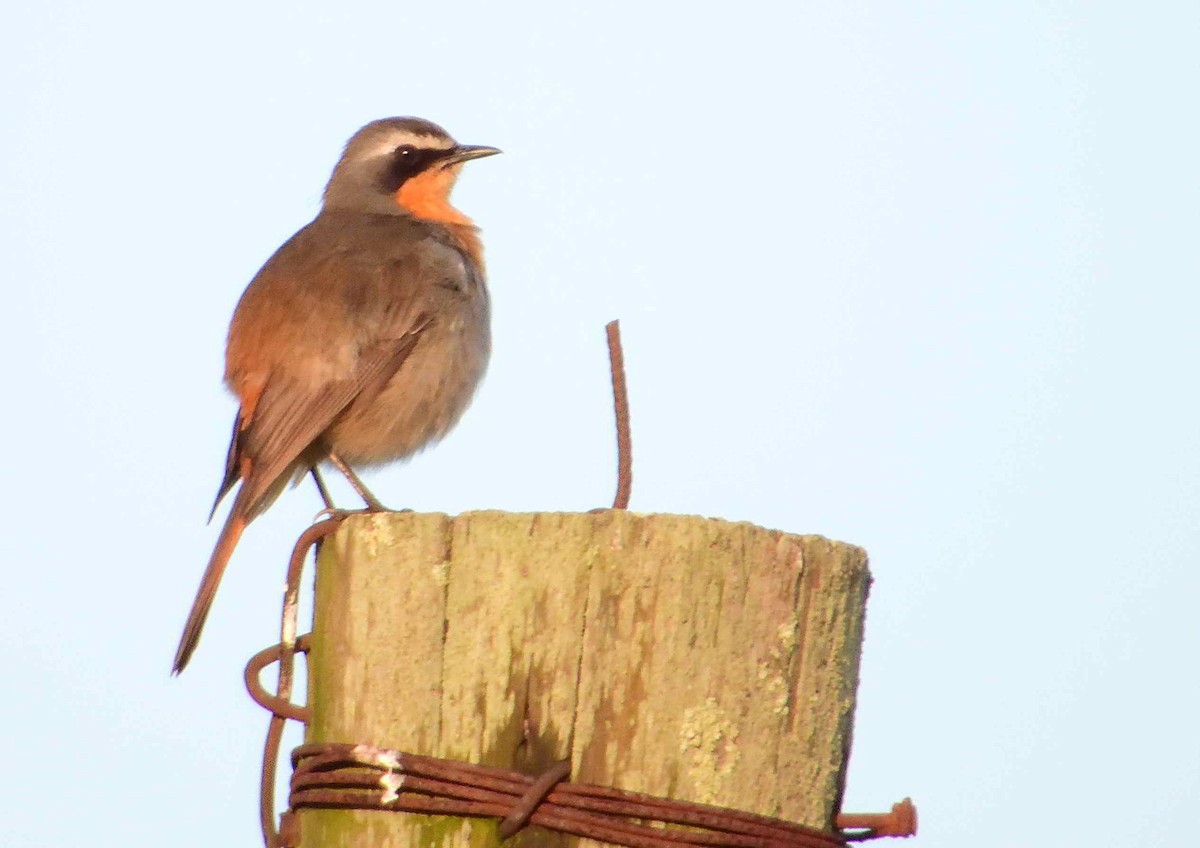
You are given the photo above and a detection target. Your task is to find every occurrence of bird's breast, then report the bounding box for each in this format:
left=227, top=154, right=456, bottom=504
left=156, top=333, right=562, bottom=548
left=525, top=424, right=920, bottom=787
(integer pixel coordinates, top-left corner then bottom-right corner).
left=324, top=297, right=491, bottom=466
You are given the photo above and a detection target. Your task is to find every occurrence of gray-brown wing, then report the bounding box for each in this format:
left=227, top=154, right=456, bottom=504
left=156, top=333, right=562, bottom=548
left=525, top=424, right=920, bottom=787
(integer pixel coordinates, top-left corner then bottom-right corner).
left=233, top=316, right=430, bottom=519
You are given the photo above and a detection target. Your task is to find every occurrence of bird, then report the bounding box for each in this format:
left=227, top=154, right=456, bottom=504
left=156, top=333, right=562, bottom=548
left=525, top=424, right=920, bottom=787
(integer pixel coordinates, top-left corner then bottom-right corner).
left=172, top=117, right=499, bottom=674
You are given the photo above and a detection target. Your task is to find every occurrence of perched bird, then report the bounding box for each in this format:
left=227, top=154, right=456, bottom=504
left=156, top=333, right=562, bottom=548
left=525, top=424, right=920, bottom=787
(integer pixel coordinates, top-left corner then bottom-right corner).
left=173, top=117, right=499, bottom=673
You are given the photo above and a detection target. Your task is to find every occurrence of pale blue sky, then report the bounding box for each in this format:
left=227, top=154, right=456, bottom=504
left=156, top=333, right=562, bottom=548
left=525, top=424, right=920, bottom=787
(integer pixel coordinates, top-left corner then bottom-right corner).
left=3, top=2, right=1198, bottom=846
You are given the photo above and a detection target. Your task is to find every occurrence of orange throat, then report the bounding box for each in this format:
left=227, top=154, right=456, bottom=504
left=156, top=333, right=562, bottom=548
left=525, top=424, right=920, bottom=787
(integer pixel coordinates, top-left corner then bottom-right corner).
left=394, top=167, right=484, bottom=266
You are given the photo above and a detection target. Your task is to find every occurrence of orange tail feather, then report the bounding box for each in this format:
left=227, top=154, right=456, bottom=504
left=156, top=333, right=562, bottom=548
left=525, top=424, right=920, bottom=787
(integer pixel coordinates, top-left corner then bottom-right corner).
left=172, top=508, right=248, bottom=674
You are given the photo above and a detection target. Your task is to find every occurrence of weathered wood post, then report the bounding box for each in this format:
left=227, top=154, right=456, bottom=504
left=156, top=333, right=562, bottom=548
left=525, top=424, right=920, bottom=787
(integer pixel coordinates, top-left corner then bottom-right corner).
left=302, top=510, right=871, bottom=847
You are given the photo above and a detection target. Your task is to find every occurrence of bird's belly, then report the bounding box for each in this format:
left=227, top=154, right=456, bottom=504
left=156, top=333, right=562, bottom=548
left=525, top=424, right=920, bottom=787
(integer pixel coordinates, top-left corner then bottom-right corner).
left=325, top=322, right=489, bottom=465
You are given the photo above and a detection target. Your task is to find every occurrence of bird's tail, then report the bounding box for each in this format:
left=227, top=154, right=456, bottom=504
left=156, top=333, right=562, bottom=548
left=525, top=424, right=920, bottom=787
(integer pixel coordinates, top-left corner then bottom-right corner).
left=172, top=506, right=248, bottom=674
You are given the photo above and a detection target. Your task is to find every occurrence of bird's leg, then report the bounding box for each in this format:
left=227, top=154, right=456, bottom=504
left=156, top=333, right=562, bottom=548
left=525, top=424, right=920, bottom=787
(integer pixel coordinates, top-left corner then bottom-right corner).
left=309, top=467, right=336, bottom=510
left=327, top=451, right=390, bottom=512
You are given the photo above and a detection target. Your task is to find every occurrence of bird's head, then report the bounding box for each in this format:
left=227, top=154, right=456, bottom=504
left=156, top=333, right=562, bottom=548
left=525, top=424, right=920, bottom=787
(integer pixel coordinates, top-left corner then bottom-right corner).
left=323, top=117, right=500, bottom=221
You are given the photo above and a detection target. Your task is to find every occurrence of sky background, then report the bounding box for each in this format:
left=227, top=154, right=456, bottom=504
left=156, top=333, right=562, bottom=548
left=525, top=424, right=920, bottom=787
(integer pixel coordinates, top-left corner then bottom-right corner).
left=3, top=2, right=1198, bottom=846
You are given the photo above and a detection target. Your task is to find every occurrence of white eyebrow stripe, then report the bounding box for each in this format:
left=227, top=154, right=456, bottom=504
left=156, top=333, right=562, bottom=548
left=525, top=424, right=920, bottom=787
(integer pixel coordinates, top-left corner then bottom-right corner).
left=359, top=131, right=455, bottom=160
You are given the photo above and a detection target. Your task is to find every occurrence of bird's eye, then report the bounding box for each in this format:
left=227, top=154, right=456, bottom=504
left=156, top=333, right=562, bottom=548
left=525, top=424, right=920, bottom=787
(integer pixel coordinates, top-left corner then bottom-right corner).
left=395, top=145, right=416, bottom=157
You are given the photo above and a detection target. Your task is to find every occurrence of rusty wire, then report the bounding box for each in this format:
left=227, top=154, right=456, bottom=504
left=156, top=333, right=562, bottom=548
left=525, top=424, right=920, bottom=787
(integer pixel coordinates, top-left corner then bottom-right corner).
left=287, top=742, right=847, bottom=848
left=606, top=319, right=633, bottom=509
left=251, top=516, right=345, bottom=848
left=245, top=635, right=312, bottom=724
left=248, top=637, right=916, bottom=847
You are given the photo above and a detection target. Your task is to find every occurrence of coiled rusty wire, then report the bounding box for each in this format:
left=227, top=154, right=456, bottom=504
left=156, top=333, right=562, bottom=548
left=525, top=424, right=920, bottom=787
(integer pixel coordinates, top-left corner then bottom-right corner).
left=288, top=742, right=846, bottom=848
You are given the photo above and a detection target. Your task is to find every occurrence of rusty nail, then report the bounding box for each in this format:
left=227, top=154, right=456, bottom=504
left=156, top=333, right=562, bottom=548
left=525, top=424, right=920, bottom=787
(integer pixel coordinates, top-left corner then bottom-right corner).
left=837, top=798, right=917, bottom=838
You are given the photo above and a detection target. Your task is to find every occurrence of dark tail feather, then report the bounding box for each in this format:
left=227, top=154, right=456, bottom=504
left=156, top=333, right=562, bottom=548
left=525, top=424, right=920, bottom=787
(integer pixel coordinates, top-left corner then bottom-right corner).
left=172, top=504, right=249, bottom=674
left=209, top=415, right=243, bottom=524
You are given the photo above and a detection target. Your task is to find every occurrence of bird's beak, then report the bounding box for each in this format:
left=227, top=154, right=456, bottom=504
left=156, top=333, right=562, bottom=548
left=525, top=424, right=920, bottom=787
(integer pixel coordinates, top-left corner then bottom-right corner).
left=440, top=145, right=502, bottom=168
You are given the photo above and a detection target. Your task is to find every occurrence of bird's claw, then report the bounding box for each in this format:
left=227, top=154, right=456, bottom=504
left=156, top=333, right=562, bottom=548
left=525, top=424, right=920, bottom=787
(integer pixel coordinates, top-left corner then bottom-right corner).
left=312, top=505, right=411, bottom=523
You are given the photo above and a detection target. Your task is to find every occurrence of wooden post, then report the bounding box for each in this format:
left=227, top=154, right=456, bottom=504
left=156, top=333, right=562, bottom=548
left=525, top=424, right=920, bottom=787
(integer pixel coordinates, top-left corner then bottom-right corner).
left=303, top=510, right=871, bottom=848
